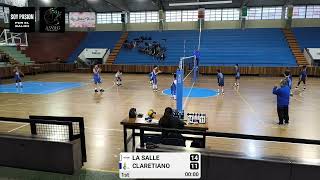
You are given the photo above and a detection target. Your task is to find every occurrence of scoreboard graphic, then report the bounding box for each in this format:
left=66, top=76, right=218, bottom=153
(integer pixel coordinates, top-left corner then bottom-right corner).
left=119, top=152, right=201, bottom=179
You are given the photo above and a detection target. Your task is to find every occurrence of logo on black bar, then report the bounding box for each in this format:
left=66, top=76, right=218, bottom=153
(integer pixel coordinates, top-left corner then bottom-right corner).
left=40, top=7, right=65, bottom=32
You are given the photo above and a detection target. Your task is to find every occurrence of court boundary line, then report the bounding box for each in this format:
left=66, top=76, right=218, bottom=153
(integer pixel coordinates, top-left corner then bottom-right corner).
left=0, top=81, right=85, bottom=95
left=0, top=121, right=25, bottom=125
left=234, top=90, right=256, bottom=113
left=183, top=67, right=195, bottom=81
left=7, top=124, right=28, bottom=133
left=183, top=81, right=195, bottom=109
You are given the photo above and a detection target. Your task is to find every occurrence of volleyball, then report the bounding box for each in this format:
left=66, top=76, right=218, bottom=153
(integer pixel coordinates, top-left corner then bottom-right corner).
left=147, top=109, right=156, bottom=118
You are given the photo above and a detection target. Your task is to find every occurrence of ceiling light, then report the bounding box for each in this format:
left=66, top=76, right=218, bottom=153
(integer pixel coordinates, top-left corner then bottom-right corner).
left=41, top=0, right=51, bottom=5
left=169, top=1, right=232, bottom=7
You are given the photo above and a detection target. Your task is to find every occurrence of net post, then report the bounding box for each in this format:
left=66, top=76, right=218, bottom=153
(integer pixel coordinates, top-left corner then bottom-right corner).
left=30, top=120, right=37, bottom=135
left=176, top=62, right=184, bottom=113
left=193, top=55, right=197, bottom=83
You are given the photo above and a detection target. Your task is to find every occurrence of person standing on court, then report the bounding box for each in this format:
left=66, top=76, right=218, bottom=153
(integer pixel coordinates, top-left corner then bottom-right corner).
left=216, top=69, right=224, bottom=95
left=284, top=69, right=293, bottom=96
left=273, top=79, right=290, bottom=125
left=295, top=65, right=307, bottom=90
left=151, top=65, right=162, bottom=92
left=233, top=64, right=240, bottom=87
left=92, top=64, right=104, bottom=93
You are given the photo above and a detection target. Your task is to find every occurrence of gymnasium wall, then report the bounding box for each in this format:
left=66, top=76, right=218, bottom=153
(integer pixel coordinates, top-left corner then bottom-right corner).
left=1, top=64, right=320, bottom=79
left=292, top=19, right=320, bottom=27
left=65, top=19, right=320, bottom=32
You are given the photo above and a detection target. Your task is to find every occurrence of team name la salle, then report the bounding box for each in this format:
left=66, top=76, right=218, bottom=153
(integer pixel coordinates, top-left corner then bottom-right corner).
left=132, top=155, right=160, bottom=161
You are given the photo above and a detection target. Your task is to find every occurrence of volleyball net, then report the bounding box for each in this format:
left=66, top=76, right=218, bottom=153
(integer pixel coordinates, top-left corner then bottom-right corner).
left=175, top=20, right=202, bottom=114
left=175, top=54, right=199, bottom=114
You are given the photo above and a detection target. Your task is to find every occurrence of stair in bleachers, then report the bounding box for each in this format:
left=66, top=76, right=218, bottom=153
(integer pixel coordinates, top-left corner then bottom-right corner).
left=106, top=32, right=128, bottom=64
left=115, top=29, right=297, bottom=67
left=282, top=29, right=309, bottom=66
left=0, top=46, right=34, bottom=65
left=67, top=31, right=122, bottom=64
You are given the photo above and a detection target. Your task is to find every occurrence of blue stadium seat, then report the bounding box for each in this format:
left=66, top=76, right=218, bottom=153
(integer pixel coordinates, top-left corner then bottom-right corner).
left=67, top=31, right=122, bottom=63
left=293, top=27, right=320, bottom=50
left=115, top=29, right=296, bottom=67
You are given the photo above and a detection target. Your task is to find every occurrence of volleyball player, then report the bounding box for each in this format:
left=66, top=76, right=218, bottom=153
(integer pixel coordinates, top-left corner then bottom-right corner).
left=295, top=65, right=307, bottom=90
left=93, top=64, right=104, bottom=93
left=115, top=70, right=122, bottom=86
left=284, top=69, right=293, bottom=96
left=13, top=66, right=24, bottom=88
left=217, top=69, right=224, bottom=95
left=170, top=73, right=177, bottom=100
left=234, top=64, right=240, bottom=87
left=151, top=65, right=161, bottom=91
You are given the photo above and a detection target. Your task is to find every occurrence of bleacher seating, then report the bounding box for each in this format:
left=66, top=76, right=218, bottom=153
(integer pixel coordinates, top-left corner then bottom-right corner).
left=67, top=31, right=122, bottom=63
left=293, top=27, right=320, bottom=50
left=23, top=32, right=86, bottom=63
left=115, top=29, right=297, bottom=67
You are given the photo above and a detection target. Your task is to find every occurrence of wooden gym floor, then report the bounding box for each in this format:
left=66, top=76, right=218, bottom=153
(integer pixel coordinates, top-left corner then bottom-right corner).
left=0, top=72, right=320, bottom=171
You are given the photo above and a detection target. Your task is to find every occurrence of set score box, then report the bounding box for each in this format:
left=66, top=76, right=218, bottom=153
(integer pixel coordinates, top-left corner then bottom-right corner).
left=119, top=152, right=201, bottom=179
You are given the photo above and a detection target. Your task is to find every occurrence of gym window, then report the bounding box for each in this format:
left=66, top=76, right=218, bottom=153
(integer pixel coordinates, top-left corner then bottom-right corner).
left=247, top=7, right=262, bottom=20
left=97, top=13, right=112, bottom=24
left=111, top=13, right=122, bottom=24
left=182, top=10, right=198, bottom=22
left=130, top=12, right=146, bottom=23
left=262, top=6, right=282, bottom=20
left=205, top=9, right=222, bottom=21
left=165, top=10, right=182, bottom=22
left=146, top=11, right=159, bottom=23
left=222, top=8, right=240, bottom=21
left=97, top=13, right=121, bottom=24
left=285, top=6, right=306, bottom=19
left=306, top=5, right=320, bottom=19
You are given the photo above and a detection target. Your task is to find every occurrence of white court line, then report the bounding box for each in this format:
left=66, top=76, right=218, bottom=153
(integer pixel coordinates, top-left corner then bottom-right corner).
left=183, top=67, right=195, bottom=81
left=234, top=90, right=256, bottom=113
left=183, top=81, right=195, bottom=109
left=7, top=124, right=28, bottom=133
left=0, top=121, right=25, bottom=125
left=292, top=96, right=304, bottom=102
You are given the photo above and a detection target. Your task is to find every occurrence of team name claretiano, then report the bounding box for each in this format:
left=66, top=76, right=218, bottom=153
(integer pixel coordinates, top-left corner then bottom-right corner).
left=132, top=163, right=170, bottom=169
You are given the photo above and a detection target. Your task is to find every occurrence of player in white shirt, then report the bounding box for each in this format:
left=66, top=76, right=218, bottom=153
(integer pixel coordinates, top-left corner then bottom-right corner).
left=115, top=70, right=123, bottom=86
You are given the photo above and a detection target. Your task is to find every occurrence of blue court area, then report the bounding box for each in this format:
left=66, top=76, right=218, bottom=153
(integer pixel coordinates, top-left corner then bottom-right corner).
left=0, top=81, right=84, bottom=95
left=163, top=87, right=219, bottom=98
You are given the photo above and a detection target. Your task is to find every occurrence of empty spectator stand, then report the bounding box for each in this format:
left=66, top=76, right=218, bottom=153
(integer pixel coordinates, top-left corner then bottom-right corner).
left=115, top=29, right=297, bottom=67
left=22, top=32, right=86, bottom=63
left=293, top=27, right=320, bottom=50
left=67, top=31, right=122, bottom=64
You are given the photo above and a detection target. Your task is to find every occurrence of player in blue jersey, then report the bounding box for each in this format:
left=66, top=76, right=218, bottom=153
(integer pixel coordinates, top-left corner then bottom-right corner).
left=13, top=66, right=24, bottom=88
left=170, top=73, right=177, bottom=100
left=284, top=69, right=293, bottom=96
left=151, top=65, right=161, bottom=91
left=233, top=64, right=240, bottom=87
left=295, top=65, right=307, bottom=90
left=216, top=69, right=224, bottom=95
left=93, top=64, right=104, bottom=93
